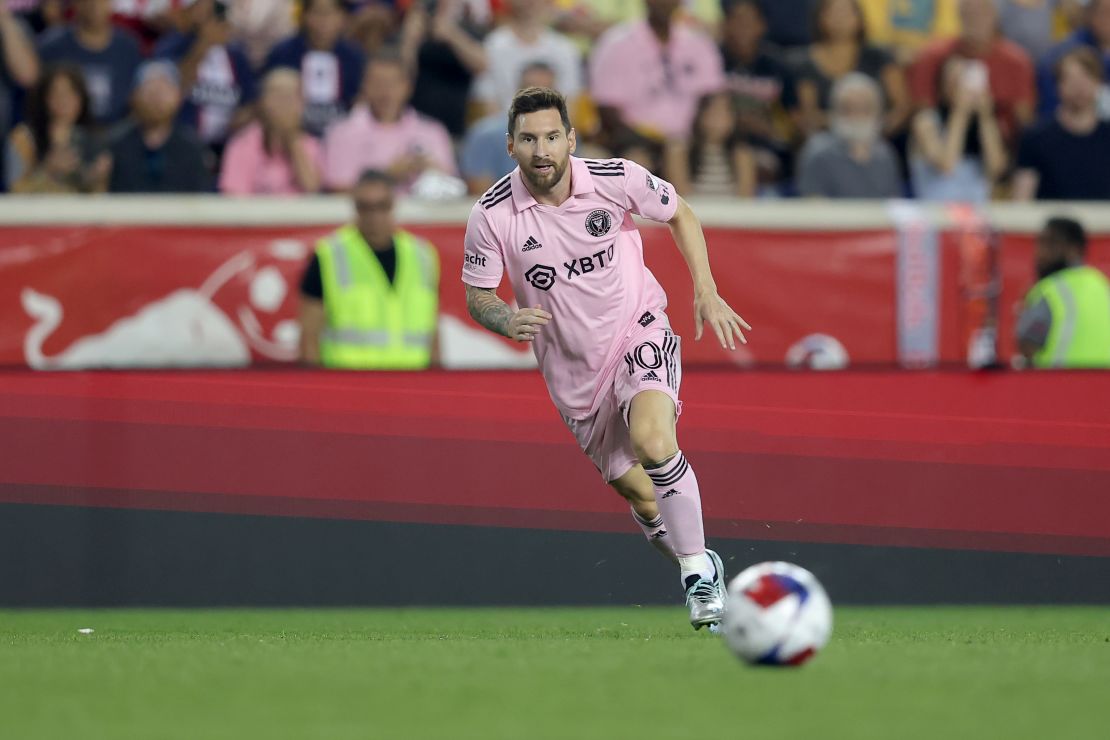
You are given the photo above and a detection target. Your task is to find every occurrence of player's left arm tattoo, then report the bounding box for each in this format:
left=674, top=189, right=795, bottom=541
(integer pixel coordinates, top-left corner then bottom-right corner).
left=465, top=284, right=513, bottom=338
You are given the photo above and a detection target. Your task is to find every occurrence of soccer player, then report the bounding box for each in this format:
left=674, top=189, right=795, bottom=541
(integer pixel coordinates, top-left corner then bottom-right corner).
left=462, top=87, right=750, bottom=630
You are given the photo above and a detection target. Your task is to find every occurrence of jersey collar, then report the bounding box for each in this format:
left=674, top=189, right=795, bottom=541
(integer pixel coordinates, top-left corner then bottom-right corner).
left=511, top=157, right=595, bottom=210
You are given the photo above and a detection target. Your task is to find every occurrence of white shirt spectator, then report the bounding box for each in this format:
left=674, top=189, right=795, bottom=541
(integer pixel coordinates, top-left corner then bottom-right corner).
left=471, top=25, right=582, bottom=111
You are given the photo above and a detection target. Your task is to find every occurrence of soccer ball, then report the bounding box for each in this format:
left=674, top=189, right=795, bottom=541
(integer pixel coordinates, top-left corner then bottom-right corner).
left=721, top=561, right=833, bottom=667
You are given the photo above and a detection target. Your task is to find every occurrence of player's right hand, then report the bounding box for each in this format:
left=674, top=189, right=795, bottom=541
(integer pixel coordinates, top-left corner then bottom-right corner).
left=507, top=305, right=551, bottom=342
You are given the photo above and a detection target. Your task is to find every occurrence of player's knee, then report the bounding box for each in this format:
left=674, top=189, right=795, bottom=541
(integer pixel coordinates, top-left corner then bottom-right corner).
left=631, top=431, right=678, bottom=467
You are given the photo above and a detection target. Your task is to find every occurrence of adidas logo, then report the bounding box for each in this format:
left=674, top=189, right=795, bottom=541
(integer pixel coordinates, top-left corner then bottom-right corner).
left=660, top=488, right=680, bottom=499
left=522, top=235, right=543, bottom=252
left=640, top=370, right=661, bottom=382
left=651, top=529, right=668, bottom=539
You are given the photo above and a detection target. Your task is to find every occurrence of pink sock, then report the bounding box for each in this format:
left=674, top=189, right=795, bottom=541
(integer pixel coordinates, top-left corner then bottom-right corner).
left=645, top=451, right=706, bottom=562
left=631, top=507, right=678, bottom=565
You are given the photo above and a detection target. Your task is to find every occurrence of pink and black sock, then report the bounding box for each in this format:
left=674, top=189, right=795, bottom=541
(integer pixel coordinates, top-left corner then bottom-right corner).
left=644, top=451, right=712, bottom=582
left=631, top=507, right=678, bottom=565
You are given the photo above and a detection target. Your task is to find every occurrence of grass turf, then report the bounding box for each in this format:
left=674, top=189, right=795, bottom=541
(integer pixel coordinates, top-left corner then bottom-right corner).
left=1, top=607, right=1107, bottom=740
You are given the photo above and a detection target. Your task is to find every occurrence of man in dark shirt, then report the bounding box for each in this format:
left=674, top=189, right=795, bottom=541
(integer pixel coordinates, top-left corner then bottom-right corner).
left=264, top=0, right=366, bottom=137
left=109, top=61, right=211, bottom=193
left=38, top=0, right=142, bottom=126
left=400, top=0, right=488, bottom=138
left=153, top=0, right=256, bottom=161
left=1015, top=47, right=1110, bottom=201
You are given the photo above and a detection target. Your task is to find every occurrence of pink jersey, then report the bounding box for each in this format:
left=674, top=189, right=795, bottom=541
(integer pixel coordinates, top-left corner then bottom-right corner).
left=462, top=157, right=679, bottom=419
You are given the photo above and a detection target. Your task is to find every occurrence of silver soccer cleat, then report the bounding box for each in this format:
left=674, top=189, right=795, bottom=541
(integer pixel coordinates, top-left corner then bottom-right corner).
left=686, top=549, right=727, bottom=630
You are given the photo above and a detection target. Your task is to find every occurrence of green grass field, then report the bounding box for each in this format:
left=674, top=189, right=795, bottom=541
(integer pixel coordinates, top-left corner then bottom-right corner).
left=1, top=607, right=1107, bottom=739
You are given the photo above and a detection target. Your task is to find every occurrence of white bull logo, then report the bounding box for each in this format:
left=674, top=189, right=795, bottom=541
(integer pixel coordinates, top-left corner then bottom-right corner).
left=21, top=240, right=306, bottom=370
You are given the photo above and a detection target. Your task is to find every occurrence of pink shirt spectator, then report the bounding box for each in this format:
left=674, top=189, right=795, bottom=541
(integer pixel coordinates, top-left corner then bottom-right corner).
left=462, top=157, right=678, bottom=419
left=322, top=105, right=458, bottom=191
left=589, top=20, right=725, bottom=140
left=218, top=122, right=324, bottom=195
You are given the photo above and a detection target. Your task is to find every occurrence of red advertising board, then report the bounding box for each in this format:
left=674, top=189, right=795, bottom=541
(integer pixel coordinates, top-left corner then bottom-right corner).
left=1, top=223, right=1107, bottom=368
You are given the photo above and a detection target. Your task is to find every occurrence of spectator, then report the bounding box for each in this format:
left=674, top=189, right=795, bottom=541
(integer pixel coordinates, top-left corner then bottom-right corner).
left=909, top=55, right=1007, bottom=202
left=298, top=169, right=441, bottom=370
left=720, top=0, right=792, bottom=182
left=154, top=0, right=256, bottom=159
left=797, top=72, right=901, bottom=198
left=857, top=0, right=960, bottom=64
left=553, top=0, right=723, bottom=45
left=323, top=52, right=457, bottom=192
left=910, top=0, right=1035, bottom=145
left=589, top=0, right=724, bottom=153
left=38, top=0, right=142, bottom=126
left=790, top=0, right=911, bottom=141
left=1036, top=0, right=1110, bottom=119
left=228, top=0, right=296, bottom=69
left=471, top=0, right=582, bottom=116
left=109, top=60, right=210, bottom=192
left=399, top=0, right=488, bottom=137
left=759, top=0, right=820, bottom=47
left=347, top=1, right=399, bottom=58
left=664, top=91, right=757, bottom=197
left=1014, top=48, right=1110, bottom=200
left=219, top=68, right=323, bottom=195
left=6, top=64, right=109, bottom=193
left=1, top=2, right=40, bottom=157
left=1016, top=216, right=1110, bottom=368
left=264, top=0, right=366, bottom=137
left=460, top=61, right=554, bottom=195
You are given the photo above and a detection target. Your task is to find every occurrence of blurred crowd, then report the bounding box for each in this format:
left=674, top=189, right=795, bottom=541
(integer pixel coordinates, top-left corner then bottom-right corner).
left=1, top=0, right=1109, bottom=201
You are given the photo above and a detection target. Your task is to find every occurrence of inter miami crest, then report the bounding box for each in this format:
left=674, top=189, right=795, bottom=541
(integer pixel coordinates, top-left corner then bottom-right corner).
left=585, top=209, right=612, bottom=237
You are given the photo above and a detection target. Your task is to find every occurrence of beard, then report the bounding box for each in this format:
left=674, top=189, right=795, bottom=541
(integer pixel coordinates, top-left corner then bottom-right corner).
left=832, top=118, right=880, bottom=145
left=520, top=155, right=570, bottom=193
left=1037, top=258, right=1070, bottom=280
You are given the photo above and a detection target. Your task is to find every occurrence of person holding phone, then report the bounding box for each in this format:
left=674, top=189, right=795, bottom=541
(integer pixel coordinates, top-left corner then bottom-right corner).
left=910, top=0, right=1036, bottom=146
left=909, top=55, right=1008, bottom=201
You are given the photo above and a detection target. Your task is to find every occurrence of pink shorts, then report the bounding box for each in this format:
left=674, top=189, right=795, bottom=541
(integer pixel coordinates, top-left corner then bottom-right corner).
left=562, top=317, right=683, bottom=483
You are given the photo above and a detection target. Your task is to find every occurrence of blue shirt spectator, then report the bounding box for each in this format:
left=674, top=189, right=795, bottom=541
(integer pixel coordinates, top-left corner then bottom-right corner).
left=460, top=113, right=514, bottom=195
left=38, top=0, right=142, bottom=126
left=154, top=0, right=256, bottom=153
left=264, top=0, right=366, bottom=137
left=1036, top=0, right=1110, bottom=119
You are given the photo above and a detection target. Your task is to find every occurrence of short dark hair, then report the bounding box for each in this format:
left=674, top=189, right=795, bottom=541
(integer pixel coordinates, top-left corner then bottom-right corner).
left=723, top=0, right=763, bottom=19
left=355, top=169, right=395, bottom=189
left=1043, top=217, right=1088, bottom=254
left=1055, top=47, right=1105, bottom=84
left=507, top=86, right=571, bottom=137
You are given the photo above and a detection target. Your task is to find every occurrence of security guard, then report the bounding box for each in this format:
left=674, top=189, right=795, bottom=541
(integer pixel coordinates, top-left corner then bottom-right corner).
left=299, top=169, right=440, bottom=369
left=1016, top=217, right=1110, bottom=369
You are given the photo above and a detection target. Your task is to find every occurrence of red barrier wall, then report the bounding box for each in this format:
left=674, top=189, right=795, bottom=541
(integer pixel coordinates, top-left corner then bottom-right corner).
left=2, top=369, right=1107, bottom=557
left=3, top=224, right=1108, bottom=368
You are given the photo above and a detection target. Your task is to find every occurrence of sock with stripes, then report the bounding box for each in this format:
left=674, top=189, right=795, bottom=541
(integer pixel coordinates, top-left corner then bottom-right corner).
left=644, top=451, right=712, bottom=582
left=631, top=507, right=678, bottom=565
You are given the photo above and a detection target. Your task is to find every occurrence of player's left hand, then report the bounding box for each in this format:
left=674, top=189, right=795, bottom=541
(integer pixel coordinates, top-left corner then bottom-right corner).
left=694, top=291, right=751, bottom=350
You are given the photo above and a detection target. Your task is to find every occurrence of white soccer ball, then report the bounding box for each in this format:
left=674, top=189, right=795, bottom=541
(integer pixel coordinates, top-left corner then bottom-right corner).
left=721, top=561, right=833, bottom=666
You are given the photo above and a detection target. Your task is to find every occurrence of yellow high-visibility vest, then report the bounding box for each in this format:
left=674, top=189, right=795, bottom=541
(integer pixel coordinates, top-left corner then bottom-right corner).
left=1025, top=265, right=1110, bottom=369
left=316, top=226, right=439, bottom=370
